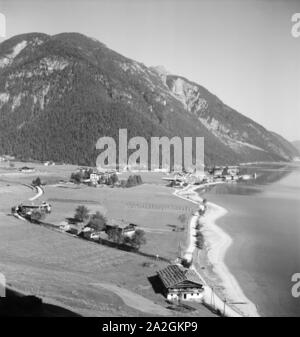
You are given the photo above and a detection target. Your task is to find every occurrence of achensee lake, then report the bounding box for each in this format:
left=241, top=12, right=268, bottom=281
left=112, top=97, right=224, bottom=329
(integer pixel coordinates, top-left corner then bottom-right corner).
left=202, top=162, right=300, bottom=317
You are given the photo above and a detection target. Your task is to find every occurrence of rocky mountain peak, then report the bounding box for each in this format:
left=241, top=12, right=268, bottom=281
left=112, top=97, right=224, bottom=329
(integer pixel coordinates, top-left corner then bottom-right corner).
left=0, top=32, right=298, bottom=165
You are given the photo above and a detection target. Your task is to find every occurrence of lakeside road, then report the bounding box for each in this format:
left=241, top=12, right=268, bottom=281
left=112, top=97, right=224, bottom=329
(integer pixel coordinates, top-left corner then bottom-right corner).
left=174, top=184, right=260, bottom=317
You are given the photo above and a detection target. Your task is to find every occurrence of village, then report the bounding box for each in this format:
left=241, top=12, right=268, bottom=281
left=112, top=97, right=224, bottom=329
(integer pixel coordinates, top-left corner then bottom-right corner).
left=2, top=157, right=258, bottom=316
left=11, top=184, right=209, bottom=314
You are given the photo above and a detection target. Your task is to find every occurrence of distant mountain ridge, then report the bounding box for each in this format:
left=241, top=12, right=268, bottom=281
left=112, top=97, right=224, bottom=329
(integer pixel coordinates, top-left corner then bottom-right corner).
left=0, top=32, right=298, bottom=166
left=292, top=140, right=300, bottom=154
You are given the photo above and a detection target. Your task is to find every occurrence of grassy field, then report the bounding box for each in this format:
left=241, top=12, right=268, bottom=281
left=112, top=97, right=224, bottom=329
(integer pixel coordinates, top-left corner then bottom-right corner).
left=0, top=162, right=215, bottom=316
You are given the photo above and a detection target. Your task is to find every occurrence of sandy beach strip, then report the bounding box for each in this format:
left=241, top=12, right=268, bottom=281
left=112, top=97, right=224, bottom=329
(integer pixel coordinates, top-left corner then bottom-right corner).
left=174, top=183, right=260, bottom=317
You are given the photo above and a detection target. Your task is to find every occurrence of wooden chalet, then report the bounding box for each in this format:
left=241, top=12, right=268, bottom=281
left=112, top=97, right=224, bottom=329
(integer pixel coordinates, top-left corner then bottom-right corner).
left=106, top=219, right=137, bottom=237
left=157, top=264, right=204, bottom=302
left=16, top=202, right=52, bottom=215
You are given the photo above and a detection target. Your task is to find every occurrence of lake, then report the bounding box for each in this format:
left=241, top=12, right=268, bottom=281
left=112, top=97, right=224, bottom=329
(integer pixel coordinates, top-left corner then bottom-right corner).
left=201, top=163, right=300, bottom=317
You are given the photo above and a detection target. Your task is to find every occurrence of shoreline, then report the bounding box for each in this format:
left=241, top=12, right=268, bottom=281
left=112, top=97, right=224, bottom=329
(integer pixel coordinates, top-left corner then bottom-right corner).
left=174, top=183, right=260, bottom=317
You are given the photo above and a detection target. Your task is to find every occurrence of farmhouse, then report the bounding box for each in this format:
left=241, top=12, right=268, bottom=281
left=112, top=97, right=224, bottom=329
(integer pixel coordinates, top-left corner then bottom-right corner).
left=15, top=202, right=52, bottom=216
left=89, top=171, right=101, bottom=184
left=106, top=219, right=138, bottom=237
left=227, top=166, right=239, bottom=176
left=19, top=166, right=35, bottom=173
left=44, top=161, right=55, bottom=166
left=157, top=264, right=204, bottom=302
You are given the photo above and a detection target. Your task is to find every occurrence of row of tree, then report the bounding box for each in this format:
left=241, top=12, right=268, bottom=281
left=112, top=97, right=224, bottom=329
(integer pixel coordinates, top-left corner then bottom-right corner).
left=119, top=174, right=143, bottom=188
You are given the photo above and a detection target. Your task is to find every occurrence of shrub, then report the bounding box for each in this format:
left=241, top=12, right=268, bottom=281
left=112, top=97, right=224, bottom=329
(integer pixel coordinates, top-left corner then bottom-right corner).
left=29, top=210, right=46, bottom=223
left=70, top=172, right=82, bottom=184
left=107, top=226, right=123, bottom=244
left=88, top=211, right=107, bottom=231
left=127, top=229, right=146, bottom=250
left=125, top=175, right=143, bottom=188
left=195, top=232, right=204, bottom=249
left=74, top=205, right=90, bottom=222
left=32, top=177, right=41, bottom=186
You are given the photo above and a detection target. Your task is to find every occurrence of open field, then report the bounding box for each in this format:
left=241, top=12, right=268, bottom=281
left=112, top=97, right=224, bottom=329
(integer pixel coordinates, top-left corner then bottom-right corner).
left=44, top=183, right=194, bottom=260
left=0, top=162, right=215, bottom=316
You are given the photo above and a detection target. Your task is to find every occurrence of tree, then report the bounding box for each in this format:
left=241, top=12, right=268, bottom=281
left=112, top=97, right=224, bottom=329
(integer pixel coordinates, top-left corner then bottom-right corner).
left=125, top=175, right=143, bottom=188
left=107, top=226, right=123, bottom=244
left=195, top=220, right=203, bottom=230
left=32, top=177, right=41, bottom=186
left=129, top=229, right=146, bottom=250
left=88, top=211, right=107, bottom=231
left=136, top=175, right=143, bottom=185
left=126, top=175, right=135, bottom=187
left=30, top=209, right=46, bottom=223
left=83, top=168, right=93, bottom=180
left=71, top=172, right=82, bottom=184
left=196, top=232, right=204, bottom=249
left=110, top=173, right=119, bottom=185
left=74, top=205, right=90, bottom=222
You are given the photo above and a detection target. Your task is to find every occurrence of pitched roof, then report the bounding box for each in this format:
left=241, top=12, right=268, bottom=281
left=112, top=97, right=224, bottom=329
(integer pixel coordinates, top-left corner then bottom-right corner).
left=157, top=264, right=203, bottom=289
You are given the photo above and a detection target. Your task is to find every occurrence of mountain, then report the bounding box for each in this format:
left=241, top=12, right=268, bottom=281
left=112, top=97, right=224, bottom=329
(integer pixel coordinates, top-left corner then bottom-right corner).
left=292, top=140, right=300, bottom=154
left=0, top=32, right=298, bottom=166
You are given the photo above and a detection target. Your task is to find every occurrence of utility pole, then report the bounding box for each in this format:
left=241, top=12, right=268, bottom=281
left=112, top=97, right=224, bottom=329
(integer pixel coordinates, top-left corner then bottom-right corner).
left=223, top=298, right=227, bottom=316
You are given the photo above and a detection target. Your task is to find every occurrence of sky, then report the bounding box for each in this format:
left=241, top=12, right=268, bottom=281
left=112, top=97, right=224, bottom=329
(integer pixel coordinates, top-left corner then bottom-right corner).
left=0, top=0, right=299, bottom=141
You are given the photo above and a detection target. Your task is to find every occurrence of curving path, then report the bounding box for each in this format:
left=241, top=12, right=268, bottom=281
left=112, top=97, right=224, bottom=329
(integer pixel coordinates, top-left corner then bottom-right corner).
left=29, top=185, right=44, bottom=201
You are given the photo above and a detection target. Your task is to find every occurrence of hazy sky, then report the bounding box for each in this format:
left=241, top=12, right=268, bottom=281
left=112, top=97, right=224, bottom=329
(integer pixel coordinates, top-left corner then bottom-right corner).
left=0, top=0, right=299, bottom=141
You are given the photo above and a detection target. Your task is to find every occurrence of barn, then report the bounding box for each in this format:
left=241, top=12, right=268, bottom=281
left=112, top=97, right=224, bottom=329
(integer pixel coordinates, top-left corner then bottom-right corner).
left=157, top=264, right=204, bottom=302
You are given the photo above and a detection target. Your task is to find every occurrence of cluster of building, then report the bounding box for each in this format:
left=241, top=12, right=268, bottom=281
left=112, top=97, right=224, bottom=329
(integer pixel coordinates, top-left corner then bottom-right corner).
left=71, top=167, right=118, bottom=186
left=60, top=218, right=138, bottom=240
left=13, top=202, right=52, bottom=217
left=163, top=165, right=256, bottom=186
left=206, top=165, right=240, bottom=182
left=43, top=161, right=55, bottom=166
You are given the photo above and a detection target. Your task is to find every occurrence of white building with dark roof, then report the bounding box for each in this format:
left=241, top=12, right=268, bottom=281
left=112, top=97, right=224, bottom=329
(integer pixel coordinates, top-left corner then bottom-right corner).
left=157, top=264, right=204, bottom=302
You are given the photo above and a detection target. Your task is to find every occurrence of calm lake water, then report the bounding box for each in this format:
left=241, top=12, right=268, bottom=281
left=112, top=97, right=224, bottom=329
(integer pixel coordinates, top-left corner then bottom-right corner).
left=201, top=163, right=300, bottom=317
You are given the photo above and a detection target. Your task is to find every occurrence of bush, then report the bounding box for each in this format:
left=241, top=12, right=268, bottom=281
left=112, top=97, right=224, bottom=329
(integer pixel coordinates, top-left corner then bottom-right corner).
left=195, top=231, right=204, bottom=249
left=127, top=229, right=146, bottom=250
left=88, top=211, right=107, bottom=231
left=74, top=205, right=90, bottom=222
left=32, top=177, right=41, bottom=186
left=125, top=175, right=143, bottom=188
left=70, top=172, right=82, bottom=184
left=110, top=173, right=119, bottom=185
left=182, top=258, right=192, bottom=268
left=107, top=226, right=123, bottom=244
left=29, top=210, right=46, bottom=223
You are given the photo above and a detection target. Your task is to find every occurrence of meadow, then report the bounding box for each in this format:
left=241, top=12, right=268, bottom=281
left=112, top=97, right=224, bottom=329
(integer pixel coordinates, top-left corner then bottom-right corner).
left=0, top=161, right=215, bottom=316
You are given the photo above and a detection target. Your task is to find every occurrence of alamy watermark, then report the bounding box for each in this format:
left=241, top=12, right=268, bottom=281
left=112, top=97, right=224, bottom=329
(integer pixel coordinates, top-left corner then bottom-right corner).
left=0, top=12, right=6, bottom=38
left=96, top=129, right=204, bottom=173
left=291, top=273, right=300, bottom=298
left=291, top=13, right=300, bottom=38
left=0, top=272, right=6, bottom=298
